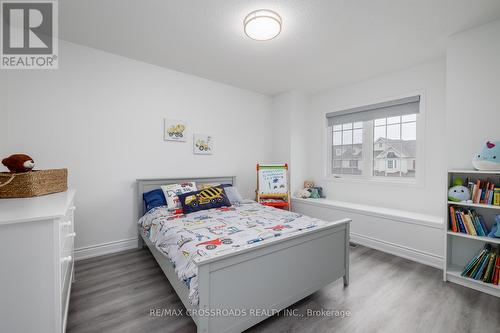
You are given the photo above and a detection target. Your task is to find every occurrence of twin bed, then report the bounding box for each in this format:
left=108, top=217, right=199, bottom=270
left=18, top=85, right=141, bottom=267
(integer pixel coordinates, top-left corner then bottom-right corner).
left=137, top=177, right=350, bottom=333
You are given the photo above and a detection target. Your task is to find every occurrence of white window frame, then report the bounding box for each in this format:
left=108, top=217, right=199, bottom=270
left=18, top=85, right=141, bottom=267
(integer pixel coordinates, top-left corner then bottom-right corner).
left=324, top=91, right=425, bottom=187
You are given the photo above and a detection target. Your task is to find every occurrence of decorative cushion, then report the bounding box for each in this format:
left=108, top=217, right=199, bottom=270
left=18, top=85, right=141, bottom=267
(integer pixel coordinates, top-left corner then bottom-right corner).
left=143, top=189, right=167, bottom=213
left=197, top=183, right=220, bottom=190
left=178, top=186, right=231, bottom=214
left=222, top=185, right=244, bottom=204
left=161, top=182, right=197, bottom=211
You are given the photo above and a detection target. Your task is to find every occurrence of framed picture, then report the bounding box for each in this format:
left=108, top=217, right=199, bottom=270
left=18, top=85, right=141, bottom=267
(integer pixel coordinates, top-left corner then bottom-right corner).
left=164, top=119, right=187, bottom=142
left=193, top=134, right=213, bottom=155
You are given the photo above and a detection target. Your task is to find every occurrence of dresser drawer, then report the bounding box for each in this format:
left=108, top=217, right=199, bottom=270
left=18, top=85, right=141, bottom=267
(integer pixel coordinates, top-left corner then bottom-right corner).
left=59, top=206, right=75, bottom=291
left=59, top=206, right=75, bottom=250
left=61, top=258, right=73, bottom=332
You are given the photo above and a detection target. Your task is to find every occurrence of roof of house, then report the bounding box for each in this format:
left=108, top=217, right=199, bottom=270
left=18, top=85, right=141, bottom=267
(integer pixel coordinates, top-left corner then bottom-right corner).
left=333, top=144, right=362, bottom=160
left=333, top=138, right=416, bottom=160
left=374, top=138, right=416, bottom=158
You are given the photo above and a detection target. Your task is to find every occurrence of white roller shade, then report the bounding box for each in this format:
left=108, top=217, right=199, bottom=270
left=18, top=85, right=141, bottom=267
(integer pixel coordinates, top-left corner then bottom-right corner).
left=327, top=96, right=420, bottom=126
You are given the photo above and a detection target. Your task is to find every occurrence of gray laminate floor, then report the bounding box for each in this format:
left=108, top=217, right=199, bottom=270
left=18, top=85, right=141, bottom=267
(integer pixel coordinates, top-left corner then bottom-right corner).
left=67, top=245, right=500, bottom=333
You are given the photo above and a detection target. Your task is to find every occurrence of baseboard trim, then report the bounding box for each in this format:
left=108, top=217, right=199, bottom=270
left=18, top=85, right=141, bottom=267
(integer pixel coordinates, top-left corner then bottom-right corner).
left=75, top=237, right=138, bottom=261
left=350, top=232, right=444, bottom=269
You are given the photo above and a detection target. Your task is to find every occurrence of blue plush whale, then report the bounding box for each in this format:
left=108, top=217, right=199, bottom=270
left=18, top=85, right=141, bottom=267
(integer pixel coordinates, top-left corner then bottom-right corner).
left=472, top=141, right=500, bottom=171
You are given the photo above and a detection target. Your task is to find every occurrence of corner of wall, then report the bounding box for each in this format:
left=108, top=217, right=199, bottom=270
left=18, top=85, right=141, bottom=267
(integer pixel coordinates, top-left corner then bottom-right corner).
left=270, top=90, right=311, bottom=194
left=446, top=18, right=500, bottom=169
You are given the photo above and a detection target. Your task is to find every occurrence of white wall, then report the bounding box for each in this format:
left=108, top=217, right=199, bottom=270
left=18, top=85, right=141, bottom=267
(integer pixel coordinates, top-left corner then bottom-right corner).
left=0, top=73, right=7, bottom=158
left=5, top=41, right=273, bottom=250
left=270, top=93, right=292, bottom=164
left=308, top=59, right=447, bottom=217
left=270, top=91, right=308, bottom=193
left=447, top=19, right=500, bottom=168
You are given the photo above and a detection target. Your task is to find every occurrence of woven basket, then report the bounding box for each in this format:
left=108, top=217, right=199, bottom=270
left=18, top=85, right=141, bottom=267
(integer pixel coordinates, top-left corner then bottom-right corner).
left=0, top=169, right=68, bottom=198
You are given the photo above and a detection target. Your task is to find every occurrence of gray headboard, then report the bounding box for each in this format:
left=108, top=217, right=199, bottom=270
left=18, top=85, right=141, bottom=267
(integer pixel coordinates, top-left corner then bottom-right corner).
left=136, top=176, right=236, bottom=218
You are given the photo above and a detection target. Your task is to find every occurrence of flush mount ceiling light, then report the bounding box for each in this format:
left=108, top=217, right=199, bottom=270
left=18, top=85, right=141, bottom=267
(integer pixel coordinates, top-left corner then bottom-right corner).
left=244, top=9, right=282, bottom=41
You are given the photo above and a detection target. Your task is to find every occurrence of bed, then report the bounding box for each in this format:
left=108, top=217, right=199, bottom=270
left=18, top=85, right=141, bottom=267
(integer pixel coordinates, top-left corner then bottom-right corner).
left=137, top=177, right=350, bottom=333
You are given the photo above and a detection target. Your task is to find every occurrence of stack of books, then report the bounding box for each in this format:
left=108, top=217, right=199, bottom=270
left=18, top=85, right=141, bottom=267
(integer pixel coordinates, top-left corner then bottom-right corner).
left=449, top=206, right=489, bottom=235
left=461, top=244, right=500, bottom=285
left=465, top=178, right=500, bottom=205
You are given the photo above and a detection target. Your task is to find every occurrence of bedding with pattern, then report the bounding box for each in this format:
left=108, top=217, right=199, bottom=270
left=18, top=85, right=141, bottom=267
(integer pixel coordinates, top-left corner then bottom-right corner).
left=138, top=202, right=326, bottom=304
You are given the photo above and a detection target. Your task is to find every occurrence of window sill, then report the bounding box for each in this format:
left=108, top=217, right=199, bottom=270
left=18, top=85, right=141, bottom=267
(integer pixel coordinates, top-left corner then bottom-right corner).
left=323, top=175, right=424, bottom=188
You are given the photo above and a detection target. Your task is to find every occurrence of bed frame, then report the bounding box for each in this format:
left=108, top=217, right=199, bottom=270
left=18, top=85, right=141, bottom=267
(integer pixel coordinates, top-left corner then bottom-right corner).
left=137, top=177, right=350, bottom=333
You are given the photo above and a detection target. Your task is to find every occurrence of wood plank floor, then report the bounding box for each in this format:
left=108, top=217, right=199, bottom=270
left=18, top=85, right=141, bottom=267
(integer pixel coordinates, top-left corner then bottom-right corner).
left=67, top=245, right=500, bottom=333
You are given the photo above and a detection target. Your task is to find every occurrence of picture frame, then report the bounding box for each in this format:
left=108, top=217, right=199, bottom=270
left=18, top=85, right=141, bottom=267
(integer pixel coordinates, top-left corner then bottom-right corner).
left=164, top=119, right=187, bottom=142
left=193, top=134, right=213, bottom=155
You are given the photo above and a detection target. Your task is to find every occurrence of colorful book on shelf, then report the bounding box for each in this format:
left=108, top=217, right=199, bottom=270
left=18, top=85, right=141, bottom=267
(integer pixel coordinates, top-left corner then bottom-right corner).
left=455, top=211, right=466, bottom=234
left=449, top=206, right=458, bottom=233
left=462, top=247, right=489, bottom=277
left=494, top=188, right=500, bottom=206
left=449, top=207, right=490, bottom=236
left=462, top=244, right=500, bottom=286
left=473, top=253, right=490, bottom=280
left=483, top=252, right=497, bottom=283
left=466, top=178, right=497, bottom=205
left=462, top=212, right=477, bottom=236
left=493, top=249, right=500, bottom=285
left=468, top=253, right=488, bottom=279
left=478, top=215, right=489, bottom=236
left=473, top=180, right=481, bottom=203
left=470, top=210, right=486, bottom=236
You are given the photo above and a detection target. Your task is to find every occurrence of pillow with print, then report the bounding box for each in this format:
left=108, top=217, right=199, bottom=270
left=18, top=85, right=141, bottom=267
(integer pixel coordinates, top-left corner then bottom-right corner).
left=161, top=182, right=197, bottom=211
left=178, top=186, right=231, bottom=214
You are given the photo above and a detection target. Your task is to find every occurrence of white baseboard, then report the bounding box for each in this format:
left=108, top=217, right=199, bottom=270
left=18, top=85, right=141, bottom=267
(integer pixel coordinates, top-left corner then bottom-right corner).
left=350, top=232, right=444, bottom=269
left=74, top=237, right=138, bottom=261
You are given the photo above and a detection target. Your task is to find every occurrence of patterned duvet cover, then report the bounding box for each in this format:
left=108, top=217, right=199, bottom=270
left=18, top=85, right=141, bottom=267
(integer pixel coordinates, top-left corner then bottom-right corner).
left=138, top=201, right=325, bottom=304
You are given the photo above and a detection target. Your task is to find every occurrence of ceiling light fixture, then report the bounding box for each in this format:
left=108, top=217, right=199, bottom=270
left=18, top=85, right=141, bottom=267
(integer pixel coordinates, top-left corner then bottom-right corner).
left=244, top=9, right=282, bottom=41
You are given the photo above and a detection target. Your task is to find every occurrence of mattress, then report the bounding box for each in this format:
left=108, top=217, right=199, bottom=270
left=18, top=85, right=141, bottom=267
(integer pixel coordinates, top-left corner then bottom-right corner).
left=138, top=202, right=326, bottom=304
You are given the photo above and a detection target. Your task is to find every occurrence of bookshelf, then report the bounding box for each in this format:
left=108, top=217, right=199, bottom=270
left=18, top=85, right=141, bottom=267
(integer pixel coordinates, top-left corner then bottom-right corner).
left=445, top=170, right=500, bottom=297
left=447, top=201, right=500, bottom=210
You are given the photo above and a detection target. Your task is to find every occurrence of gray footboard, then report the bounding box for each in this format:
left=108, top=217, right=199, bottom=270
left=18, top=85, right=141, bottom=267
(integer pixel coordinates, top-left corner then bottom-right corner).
left=193, top=218, right=350, bottom=333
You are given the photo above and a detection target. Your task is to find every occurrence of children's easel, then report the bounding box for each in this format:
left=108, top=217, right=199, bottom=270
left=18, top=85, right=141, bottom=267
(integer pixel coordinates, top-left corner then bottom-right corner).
left=256, top=163, right=290, bottom=210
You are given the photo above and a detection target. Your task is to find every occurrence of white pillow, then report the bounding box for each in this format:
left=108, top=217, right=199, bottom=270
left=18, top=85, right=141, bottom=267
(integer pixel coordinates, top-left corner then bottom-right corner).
left=224, top=186, right=244, bottom=205
left=161, top=182, right=197, bottom=211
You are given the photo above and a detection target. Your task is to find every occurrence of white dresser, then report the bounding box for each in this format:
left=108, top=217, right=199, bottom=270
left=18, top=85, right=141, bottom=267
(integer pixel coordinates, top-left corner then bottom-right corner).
left=0, top=190, right=76, bottom=333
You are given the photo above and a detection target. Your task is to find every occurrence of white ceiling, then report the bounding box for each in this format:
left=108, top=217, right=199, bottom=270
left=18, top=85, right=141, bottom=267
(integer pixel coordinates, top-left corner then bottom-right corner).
left=60, top=0, right=500, bottom=95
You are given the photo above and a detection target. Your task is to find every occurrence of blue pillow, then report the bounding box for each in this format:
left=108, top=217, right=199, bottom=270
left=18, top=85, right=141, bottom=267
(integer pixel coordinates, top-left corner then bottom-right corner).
left=143, top=189, right=167, bottom=213
left=178, top=186, right=231, bottom=214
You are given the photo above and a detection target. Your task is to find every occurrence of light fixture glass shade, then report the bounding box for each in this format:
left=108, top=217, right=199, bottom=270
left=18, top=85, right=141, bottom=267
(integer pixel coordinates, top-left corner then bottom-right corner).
left=244, top=10, right=282, bottom=41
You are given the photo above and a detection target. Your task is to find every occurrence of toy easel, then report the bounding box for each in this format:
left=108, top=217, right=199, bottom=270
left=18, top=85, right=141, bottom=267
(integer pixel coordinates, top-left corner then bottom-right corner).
left=256, top=163, right=291, bottom=211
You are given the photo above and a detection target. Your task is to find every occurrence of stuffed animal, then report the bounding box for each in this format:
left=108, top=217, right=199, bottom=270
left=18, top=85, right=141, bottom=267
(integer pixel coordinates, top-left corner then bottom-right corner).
left=448, top=178, right=471, bottom=202
left=1, top=154, right=35, bottom=173
left=296, top=189, right=311, bottom=199
left=312, top=186, right=324, bottom=198
left=472, top=141, right=500, bottom=170
left=487, top=215, right=500, bottom=238
left=309, top=188, right=321, bottom=199
left=304, top=180, right=314, bottom=189
left=297, top=180, right=325, bottom=199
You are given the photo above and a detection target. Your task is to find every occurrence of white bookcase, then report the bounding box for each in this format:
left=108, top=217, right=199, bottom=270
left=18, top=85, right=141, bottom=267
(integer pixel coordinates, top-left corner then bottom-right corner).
left=444, top=170, right=500, bottom=297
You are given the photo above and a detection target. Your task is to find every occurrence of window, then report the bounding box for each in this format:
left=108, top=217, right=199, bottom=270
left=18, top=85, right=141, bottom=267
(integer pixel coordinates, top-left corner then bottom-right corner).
left=326, top=96, right=420, bottom=181
left=373, top=114, right=416, bottom=178
left=332, top=122, right=363, bottom=175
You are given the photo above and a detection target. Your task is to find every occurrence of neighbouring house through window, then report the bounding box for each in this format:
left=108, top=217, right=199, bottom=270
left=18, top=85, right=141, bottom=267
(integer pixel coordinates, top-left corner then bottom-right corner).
left=326, top=95, right=420, bottom=181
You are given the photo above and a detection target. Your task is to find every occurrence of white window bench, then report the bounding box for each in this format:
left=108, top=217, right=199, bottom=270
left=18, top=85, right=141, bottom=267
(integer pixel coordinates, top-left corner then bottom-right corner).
left=291, top=197, right=444, bottom=269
